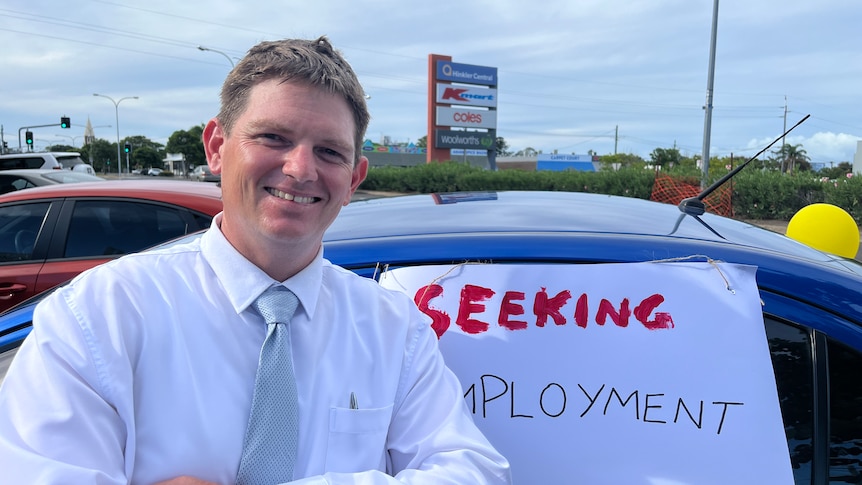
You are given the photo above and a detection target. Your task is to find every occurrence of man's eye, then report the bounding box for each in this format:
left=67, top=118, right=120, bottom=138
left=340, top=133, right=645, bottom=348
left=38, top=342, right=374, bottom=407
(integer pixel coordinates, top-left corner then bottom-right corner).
left=319, top=148, right=348, bottom=162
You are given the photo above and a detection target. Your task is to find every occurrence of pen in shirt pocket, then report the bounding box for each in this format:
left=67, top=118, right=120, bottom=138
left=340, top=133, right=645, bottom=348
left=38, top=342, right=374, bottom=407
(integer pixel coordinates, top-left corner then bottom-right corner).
left=349, top=391, right=358, bottom=410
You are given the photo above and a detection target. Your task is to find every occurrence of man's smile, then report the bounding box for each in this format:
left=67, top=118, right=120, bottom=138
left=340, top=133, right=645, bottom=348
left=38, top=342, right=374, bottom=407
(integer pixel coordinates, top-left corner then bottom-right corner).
left=265, top=187, right=320, bottom=204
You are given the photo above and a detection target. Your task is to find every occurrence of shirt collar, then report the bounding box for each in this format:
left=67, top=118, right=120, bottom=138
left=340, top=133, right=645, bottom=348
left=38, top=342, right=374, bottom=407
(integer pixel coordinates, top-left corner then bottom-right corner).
left=201, top=213, right=323, bottom=320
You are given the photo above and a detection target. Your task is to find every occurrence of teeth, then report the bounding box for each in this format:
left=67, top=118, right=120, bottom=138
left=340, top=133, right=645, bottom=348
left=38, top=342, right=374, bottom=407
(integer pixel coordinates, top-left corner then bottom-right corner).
left=267, top=188, right=317, bottom=204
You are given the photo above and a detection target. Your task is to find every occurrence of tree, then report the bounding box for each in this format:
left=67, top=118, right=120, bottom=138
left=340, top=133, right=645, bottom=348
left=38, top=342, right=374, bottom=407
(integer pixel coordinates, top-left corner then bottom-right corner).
left=45, top=144, right=77, bottom=152
left=78, top=138, right=118, bottom=174
left=676, top=154, right=699, bottom=174
left=773, top=143, right=811, bottom=174
left=165, top=125, right=206, bottom=168
left=817, top=162, right=852, bottom=180
left=598, top=153, right=646, bottom=171
left=649, top=147, right=682, bottom=169
left=748, top=156, right=780, bottom=172
left=122, top=136, right=165, bottom=171
left=415, top=135, right=427, bottom=148
left=495, top=137, right=511, bottom=157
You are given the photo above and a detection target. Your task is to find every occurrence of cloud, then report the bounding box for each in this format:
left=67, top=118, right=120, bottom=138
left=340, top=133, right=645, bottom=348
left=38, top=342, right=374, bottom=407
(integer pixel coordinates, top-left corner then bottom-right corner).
left=2, top=0, right=860, bottom=162
left=746, top=132, right=861, bottom=163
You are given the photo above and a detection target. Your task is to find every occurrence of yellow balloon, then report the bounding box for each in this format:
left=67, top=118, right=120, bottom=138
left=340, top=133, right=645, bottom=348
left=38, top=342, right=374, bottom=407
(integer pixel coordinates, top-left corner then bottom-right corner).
left=786, top=203, right=860, bottom=258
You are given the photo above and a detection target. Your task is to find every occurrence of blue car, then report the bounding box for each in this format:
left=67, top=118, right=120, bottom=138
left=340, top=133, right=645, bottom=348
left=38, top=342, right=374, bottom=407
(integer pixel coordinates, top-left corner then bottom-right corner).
left=2, top=190, right=861, bottom=484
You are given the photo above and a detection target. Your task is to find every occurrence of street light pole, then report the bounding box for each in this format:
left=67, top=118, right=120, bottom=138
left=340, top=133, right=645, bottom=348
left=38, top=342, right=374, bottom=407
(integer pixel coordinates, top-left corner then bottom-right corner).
left=54, top=134, right=84, bottom=147
left=197, top=45, right=235, bottom=67
left=93, top=93, right=138, bottom=176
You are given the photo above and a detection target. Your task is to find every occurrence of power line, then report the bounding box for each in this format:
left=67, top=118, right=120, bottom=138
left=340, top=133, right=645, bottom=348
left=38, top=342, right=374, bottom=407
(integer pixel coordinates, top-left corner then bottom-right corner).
left=0, top=27, right=225, bottom=66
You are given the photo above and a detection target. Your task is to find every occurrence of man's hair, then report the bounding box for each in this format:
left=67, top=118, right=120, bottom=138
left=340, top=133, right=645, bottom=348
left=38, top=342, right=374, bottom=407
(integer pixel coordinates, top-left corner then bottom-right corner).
left=218, top=36, right=370, bottom=160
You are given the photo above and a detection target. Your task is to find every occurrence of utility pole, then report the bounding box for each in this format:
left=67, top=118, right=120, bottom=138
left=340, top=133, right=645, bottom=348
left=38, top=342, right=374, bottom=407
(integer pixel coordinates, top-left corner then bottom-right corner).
left=781, top=96, right=788, bottom=173
left=614, top=125, right=619, bottom=154
left=700, top=0, right=720, bottom=188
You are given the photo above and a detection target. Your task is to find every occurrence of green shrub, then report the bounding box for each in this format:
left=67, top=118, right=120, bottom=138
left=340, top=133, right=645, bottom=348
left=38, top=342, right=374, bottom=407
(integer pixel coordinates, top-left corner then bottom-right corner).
left=359, top=162, right=862, bottom=222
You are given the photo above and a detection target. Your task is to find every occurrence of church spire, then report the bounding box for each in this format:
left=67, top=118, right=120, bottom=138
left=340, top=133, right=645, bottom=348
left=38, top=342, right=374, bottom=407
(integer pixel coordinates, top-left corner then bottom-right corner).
left=84, top=118, right=95, bottom=146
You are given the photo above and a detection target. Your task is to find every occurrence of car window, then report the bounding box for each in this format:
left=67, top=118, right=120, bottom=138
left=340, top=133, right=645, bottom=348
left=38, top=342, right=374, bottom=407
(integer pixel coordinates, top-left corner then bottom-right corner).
left=1, top=158, right=29, bottom=170
left=0, top=156, right=55, bottom=170
left=0, top=175, right=37, bottom=193
left=64, top=200, right=195, bottom=258
left=0, top=158, right=22, bottom=170
left=828, top=337, right=862, bottom=482
left=11, top=178, right=37, bottom=191
left=191, top=212, right=212, bottom=230
left=765, top=317, right=814, bottom=484
left=0, top=202, right=50, bottom=263
left=56, top=155, right=86, bottom=169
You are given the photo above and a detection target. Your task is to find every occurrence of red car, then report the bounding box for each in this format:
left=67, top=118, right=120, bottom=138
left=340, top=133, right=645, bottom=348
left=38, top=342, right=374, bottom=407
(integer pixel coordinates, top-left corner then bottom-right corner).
left=0, top=180, right=222, bottom=312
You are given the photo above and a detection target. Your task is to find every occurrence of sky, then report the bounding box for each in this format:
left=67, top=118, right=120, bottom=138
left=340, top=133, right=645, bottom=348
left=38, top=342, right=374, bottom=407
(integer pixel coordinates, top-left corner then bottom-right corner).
left=2, top=0, right=860, bottom=166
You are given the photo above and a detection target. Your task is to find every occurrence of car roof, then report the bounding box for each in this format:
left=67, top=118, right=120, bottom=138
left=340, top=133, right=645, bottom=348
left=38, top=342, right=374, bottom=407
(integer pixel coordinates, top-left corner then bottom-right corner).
left=329, top=190, right=850, bottom=264
left=0, top=179, right=222, bottom=203
left=0, top=152, right=80, bottom=158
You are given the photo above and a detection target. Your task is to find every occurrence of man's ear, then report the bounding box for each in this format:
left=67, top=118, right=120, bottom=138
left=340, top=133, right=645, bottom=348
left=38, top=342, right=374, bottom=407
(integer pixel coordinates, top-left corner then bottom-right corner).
left=202, top=118, right=225, bottom=174
left=345, top=156, right=369, bottom=206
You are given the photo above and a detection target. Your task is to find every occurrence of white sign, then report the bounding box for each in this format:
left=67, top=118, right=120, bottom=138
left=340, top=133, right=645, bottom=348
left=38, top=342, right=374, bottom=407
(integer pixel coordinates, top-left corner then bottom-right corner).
left=436, top=83, right=498, bottom=108
left=436, top=106, right=497, bottom=129
left=536, top=153, right=596, bottom=162
left=380, top=262, right=793, bottom=484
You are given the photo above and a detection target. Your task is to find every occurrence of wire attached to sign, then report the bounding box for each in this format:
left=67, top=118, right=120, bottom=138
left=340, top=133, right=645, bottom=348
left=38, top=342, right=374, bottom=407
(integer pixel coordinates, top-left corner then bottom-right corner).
left=377, top=256, right=740, bottom=298
left=646, top=255, right=735, bottom=294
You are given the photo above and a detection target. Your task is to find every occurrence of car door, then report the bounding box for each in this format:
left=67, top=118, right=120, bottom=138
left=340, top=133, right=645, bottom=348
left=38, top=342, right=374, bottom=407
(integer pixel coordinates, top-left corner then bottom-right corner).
left=0, top=201, right=59, bottom=311
left=765, top=315, right=862, bottom=484
left=0, top=196, right=213, bottom=313
left=29, top=198, right=213, bottom=300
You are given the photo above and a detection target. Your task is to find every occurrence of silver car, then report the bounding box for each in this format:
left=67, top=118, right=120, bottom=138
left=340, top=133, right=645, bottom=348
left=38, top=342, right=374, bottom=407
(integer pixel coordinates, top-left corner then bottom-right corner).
left=192, top=165, right=220, bottom=183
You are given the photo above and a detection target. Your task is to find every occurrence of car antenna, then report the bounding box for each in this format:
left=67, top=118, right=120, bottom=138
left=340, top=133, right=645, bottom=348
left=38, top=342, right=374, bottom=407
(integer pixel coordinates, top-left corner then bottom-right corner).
left=679, top=114, right=810, bottom=217
left=668, top=114, right=810, bottom=238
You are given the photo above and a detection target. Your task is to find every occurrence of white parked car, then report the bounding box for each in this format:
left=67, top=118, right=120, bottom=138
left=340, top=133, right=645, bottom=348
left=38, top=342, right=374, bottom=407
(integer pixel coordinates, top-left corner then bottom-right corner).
left=0, top=152, right=94, bottom=174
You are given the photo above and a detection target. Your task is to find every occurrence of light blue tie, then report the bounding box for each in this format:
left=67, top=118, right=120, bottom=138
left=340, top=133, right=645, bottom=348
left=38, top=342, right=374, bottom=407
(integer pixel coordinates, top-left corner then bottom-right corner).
left=236, top=286, right=300, bottom=485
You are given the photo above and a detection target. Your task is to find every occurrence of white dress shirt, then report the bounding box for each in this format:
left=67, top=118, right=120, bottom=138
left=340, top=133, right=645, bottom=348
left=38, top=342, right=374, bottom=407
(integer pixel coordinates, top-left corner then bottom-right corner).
left=0, top=214, right=511, bottom=484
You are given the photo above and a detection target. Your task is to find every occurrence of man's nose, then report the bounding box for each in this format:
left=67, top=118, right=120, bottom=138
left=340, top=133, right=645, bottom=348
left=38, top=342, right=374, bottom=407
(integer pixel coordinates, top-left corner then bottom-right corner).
left=281, top=145, right=318, bottom=182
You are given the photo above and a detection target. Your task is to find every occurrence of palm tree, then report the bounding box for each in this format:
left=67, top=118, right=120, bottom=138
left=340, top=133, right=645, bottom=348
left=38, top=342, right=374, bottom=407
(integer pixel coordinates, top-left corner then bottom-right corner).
left=774, top=143, right=810, bottom=174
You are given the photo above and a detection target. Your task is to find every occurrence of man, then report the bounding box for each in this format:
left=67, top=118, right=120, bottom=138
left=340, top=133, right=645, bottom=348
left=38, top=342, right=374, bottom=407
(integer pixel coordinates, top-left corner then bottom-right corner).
left=0, top=37, right=511, bottom=484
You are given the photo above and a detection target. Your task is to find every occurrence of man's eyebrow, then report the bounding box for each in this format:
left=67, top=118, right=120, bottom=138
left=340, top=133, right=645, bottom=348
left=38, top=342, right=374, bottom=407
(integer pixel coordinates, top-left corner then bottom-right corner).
left=246, top=119, right=290, bottom=133
left=246, top=120, right=353, bottom=152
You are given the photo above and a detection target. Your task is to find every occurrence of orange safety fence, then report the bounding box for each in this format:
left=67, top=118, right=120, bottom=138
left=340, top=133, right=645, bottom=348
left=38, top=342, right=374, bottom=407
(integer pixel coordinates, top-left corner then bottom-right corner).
left=649, top=172, right=733, bottom=217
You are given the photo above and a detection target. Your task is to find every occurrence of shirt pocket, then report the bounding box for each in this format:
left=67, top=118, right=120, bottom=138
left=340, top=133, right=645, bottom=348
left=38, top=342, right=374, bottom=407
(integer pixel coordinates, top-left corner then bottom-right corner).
left=326, top=403, right=393, bottom=473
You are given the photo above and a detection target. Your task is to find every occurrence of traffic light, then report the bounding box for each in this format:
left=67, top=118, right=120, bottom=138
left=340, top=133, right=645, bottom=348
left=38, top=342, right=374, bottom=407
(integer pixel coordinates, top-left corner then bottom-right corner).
left=124, top=142, right=131, bottom=154
left=25, top=131, right=34, bottom=146
left=60, top=116, right=71, bottom=129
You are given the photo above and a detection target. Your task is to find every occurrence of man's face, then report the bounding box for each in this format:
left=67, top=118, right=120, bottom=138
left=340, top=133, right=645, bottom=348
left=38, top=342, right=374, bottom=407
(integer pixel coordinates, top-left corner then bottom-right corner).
left=204, top=79, right=367, bottom=264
